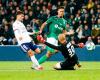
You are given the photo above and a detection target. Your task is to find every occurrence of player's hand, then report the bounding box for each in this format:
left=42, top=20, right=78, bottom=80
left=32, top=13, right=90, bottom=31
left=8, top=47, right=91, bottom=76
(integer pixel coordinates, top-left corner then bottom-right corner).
left=69, top=30, right=74, bottom=35
left=38, top=30, right=42, bottom=35
left=66, top=30, right=74, bottom=35
left=78, top=43, right=84, bottom=48
left=37, top=35, right=45, bottom=43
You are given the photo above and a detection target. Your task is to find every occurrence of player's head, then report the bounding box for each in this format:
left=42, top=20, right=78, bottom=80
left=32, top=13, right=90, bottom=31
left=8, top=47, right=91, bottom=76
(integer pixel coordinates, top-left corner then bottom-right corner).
left=57, top=6, right=64, bottom=18
left=16, top=10, right=24, bottom=21
left=58, top=34, right=66, bottom=44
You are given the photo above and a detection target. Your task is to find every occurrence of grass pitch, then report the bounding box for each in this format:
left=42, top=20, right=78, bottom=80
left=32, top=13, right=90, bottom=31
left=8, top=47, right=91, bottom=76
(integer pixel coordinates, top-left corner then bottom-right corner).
left=0, top=61, right=100, bottom=80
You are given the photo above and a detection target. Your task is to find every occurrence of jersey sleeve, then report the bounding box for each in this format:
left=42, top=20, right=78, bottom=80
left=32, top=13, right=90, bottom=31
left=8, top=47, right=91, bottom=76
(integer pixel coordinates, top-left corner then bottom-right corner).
left=46, top=17, right=53, bottom=24
left=27, top=32, right=33, bottom=35
left=73, top=44, right=79, bottom=48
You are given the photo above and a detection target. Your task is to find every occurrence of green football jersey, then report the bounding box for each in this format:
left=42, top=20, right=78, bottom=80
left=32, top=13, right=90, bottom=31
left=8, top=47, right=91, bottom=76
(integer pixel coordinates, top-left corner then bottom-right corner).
left=46, top=16, right=66, bottom=39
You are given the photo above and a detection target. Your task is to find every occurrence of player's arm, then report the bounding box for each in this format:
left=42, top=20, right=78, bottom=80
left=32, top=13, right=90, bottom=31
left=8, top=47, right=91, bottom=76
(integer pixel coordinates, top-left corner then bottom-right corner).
left=39, top=22, right=47, bottom=33
left=27, top=32, right=38, bottom=35
left=63, top=30, right=74, bottom=36
left=72, top=44, right=79, bottom=48
left=62, top=20, right=74, bottom=35
left=13, top=25, right=22, bottom=41
left=37, top=35, right=61, bottom=50
left=39, top=17, right=53, bottom=33
left=14, top=30, right=22, bottom=40
left=45, top=42, right=61, bottom=50
left=73, top=43, right=84, bottom=48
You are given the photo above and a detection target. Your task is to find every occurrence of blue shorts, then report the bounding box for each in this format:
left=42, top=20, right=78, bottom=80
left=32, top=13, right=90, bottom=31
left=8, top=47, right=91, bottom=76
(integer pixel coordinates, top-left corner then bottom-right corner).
left=21, top=42, right=38, bottom=52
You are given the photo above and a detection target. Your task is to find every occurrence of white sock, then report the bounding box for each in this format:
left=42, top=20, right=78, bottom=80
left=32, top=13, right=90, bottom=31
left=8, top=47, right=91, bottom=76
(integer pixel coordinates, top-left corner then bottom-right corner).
left=30, top=55, right=40, bottom=67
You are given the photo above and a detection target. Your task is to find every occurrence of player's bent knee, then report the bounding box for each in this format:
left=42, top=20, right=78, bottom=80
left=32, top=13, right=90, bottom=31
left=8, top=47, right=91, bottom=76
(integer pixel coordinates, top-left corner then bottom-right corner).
left=35, top=48, right=41, bottom=54
left=28, top=49, right=34, bottom=56
left=46, top=51, right=52, bottom=57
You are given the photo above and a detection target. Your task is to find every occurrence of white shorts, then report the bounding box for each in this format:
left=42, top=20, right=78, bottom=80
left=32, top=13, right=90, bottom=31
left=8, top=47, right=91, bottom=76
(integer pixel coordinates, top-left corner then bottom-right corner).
left=46, top=37, right=58, bottom=53
left=47, top=37, right=58, bottom=46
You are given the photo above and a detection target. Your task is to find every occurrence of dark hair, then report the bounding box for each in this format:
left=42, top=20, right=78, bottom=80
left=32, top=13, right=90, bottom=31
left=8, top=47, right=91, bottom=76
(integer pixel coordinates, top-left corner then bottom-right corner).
left=16, top=10, right=24, bottom=15
left=57, top=6, right=64, bottom=10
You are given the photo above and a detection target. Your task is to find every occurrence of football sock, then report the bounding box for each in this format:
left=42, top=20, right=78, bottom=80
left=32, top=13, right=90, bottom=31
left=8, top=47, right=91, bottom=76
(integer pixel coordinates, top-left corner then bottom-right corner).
left=38, top=55, right=48, bottom=64
left=30, top=55, right=40, bottom=67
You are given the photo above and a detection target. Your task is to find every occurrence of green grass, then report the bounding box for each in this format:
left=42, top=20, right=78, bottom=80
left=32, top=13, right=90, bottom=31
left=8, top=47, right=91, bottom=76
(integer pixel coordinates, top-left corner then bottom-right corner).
left=0, top=61, right=100, bottom=80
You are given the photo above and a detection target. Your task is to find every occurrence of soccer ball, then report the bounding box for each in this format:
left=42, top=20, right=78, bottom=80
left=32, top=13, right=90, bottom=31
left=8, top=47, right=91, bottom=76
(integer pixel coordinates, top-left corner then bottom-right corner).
left=86, top=42, right=96, bottom=51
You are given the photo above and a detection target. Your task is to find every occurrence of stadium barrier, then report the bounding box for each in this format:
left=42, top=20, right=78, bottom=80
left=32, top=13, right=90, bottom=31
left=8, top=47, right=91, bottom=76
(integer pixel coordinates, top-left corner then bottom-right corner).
left=0, top=45, right=100, bottom=61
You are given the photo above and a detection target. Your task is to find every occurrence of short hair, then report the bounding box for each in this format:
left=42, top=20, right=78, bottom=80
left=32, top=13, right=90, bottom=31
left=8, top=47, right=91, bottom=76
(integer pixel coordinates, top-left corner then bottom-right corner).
left=57, top=6, right=64, bottom=10
left=16, top=10, right=24, bottom=15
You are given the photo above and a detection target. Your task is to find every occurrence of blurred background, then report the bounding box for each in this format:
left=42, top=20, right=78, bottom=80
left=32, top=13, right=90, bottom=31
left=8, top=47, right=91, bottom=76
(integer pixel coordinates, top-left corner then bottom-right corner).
left=0, top=0, right=100, bottom=45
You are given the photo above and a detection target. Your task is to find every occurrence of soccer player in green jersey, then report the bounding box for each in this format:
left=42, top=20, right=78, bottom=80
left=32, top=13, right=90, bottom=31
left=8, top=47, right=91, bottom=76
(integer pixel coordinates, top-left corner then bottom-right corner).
left=38, top=6, right=74, bottom=64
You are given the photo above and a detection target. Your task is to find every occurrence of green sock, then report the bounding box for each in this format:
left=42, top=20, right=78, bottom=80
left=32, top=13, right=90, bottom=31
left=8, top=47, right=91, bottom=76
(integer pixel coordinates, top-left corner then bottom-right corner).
left=38, top=55, right=48, bottom=64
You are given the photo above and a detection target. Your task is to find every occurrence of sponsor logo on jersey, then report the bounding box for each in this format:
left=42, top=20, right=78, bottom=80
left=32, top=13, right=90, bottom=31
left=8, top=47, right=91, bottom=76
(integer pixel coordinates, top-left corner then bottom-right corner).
left=55, top=24, right=63, bottom=30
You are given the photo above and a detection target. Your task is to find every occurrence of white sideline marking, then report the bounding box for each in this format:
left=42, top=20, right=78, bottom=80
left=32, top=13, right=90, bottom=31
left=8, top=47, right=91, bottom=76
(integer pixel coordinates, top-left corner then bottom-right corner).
left=0, top=68, right=100, bottom=72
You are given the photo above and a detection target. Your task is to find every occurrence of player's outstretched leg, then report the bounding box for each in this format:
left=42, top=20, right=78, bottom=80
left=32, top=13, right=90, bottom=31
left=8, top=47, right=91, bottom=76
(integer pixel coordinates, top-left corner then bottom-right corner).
left=38, top=51, right=52, bottom=64
left=28, top=49, right=43, bottom=70
left=54, top=62, right=75, bottom=70
left=31, top=64, right=43, bottom=70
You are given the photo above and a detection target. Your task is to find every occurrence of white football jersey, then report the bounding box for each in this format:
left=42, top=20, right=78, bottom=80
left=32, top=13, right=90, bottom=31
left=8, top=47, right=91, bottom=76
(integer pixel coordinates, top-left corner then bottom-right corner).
left=13, top=20, right=32, bottom=45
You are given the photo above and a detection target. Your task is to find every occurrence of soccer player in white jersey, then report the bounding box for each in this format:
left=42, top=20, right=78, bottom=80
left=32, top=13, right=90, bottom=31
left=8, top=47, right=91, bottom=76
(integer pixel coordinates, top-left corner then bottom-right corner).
left=13, top=10, right=43, bottom=70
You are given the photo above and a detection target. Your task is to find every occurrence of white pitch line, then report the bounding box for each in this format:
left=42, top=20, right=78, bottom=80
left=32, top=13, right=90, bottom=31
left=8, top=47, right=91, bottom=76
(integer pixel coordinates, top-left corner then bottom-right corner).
left=0, top=68, right=100, bottom=72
